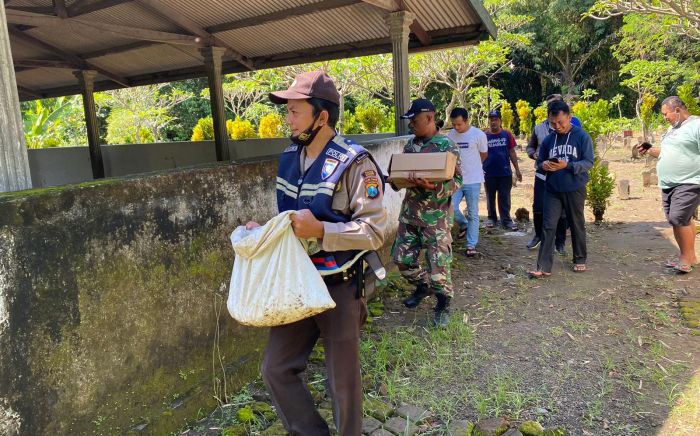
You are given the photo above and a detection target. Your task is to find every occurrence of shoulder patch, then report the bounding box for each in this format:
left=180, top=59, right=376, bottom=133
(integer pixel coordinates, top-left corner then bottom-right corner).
left=364, top=177, right=380, bottom=199
left=362, top=169, right=377, bottom=178
left=356, top=153, right=369, bottom=163
left=325, top=147, right=349, bottom=163
left=321, top=158, right=339, bottom=180
left=283, top=145, right=299, bottom=153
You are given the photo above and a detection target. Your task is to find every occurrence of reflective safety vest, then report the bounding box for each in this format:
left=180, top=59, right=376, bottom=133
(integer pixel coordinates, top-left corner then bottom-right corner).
left=276, top=134, right=382, bottom=273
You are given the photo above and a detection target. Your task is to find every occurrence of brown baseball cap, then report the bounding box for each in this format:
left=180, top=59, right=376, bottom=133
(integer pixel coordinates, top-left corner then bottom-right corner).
left=269, top=70, right=341, bottom=106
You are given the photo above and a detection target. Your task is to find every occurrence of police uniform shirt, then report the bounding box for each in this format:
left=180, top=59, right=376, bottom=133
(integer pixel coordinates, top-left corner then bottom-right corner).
left=299, top=145, right=387, bottom=253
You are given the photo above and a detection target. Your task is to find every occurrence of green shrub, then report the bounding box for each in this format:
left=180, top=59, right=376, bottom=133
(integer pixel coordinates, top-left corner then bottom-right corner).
left=586, top=160, right=615, bottom=222
left=355, top=101, right=388, bottom=133
left=191, top=116, right=214, bottom=141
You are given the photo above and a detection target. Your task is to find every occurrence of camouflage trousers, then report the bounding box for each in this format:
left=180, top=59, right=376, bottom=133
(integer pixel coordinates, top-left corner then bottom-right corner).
left=391, top=221, right=453, bottom=297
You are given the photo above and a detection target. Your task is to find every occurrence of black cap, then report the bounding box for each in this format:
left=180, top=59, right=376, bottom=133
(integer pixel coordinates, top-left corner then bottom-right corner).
left=488, top=109, right=501, bottom=119
left=400, top=98, right=436, bottom=119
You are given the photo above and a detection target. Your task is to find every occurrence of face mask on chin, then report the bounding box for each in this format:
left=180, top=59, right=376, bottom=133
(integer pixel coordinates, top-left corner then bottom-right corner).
left=290, top=115, right=322, bottom=147
left=672, top=111, right=683, bottom=128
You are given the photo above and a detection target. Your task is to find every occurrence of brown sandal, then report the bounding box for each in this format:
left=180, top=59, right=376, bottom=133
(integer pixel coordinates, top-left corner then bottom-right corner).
left=572, top=264, right=587, bottom=273
left=528, top=270, right=551, bottom=279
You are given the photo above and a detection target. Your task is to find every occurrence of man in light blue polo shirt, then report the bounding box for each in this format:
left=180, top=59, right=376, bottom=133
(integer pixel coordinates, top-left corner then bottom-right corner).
left=638, top=96, right=700, bottom=274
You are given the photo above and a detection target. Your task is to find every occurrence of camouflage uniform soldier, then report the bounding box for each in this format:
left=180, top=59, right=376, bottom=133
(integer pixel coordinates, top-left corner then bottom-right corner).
left=390, top=98, right=463, bottom=328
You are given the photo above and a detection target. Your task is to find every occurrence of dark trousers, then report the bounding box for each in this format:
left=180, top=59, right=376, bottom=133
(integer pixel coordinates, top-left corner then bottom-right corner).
left=537, top=188, right=587, bottom=272
left=484, top=176, right=513, bottom=226
left=533, top=176, right=567, bottom=246
left=261, top=279, right=367, bottom=436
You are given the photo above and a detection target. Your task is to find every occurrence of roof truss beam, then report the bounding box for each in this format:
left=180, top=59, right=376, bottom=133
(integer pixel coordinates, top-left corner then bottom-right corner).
left=6, top=9, right=204, bottom=46
left=14, top=59, right=77, bottom=69
left=80, top=40, right=155, bottom=59
left=17, top=85, right=41, bottom=99
left=9, top=26, right=130, bottom=87
left=5, top=5, right=55, bottom=14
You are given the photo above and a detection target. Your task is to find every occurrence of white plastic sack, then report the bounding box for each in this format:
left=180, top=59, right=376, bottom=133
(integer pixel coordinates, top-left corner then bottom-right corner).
left=227, top=211, right=336, bottom=326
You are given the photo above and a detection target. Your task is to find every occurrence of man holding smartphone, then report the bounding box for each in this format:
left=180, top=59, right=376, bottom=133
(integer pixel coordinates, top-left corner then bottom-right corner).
left=637, top=96, right=699, bottom=274
left=526, top=94, right=582, bottom=251
left=529, top=100, right=594, bottom=278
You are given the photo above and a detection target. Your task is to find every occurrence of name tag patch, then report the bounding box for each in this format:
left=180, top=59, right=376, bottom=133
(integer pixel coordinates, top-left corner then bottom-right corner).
left=325, top=148, right=349, bottom=162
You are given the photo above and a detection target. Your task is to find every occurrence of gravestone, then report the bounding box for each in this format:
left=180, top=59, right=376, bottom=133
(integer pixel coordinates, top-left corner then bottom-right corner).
left=618, top=180, right=630, bottom=199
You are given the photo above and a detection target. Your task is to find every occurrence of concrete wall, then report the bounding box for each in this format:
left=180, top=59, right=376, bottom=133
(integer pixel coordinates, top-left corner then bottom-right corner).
left=27, top=134, right=394, bottom=188
left=0, top=136, right=406, bottom=435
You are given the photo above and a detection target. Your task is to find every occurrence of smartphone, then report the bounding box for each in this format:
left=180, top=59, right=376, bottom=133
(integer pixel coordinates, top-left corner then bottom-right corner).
left=640, top=142, right=652, bottom=150
left=548, top=158, right=559, bottom=163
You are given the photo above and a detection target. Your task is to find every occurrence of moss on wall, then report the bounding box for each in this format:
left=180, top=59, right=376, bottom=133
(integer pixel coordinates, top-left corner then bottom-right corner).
left=0, top=161, right=278, bottom=435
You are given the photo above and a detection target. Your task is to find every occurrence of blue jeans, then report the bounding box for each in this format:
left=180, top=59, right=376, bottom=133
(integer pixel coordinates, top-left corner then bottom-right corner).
left=452, top=183, right=481, bottom=248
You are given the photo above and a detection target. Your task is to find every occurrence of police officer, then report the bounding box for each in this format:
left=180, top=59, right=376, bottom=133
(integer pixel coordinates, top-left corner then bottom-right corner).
left=391, top=98, right=462, bottom=328
left=246, top=70, right=386, bottom=436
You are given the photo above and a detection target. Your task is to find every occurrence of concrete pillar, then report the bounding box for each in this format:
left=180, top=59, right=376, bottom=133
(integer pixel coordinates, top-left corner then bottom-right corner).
left=74, top=70, right=105, bottom=179
left=385, top=11, right=415, bottom=137
left=0, top=2, right=32, bottom=192
left=200, top=46, right=231, bottom=162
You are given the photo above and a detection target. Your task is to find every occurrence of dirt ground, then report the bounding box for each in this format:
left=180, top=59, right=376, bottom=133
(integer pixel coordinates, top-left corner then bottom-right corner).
left=367, top=142, right=700, bottom=435
left=185, top=141, right=700, bottom=436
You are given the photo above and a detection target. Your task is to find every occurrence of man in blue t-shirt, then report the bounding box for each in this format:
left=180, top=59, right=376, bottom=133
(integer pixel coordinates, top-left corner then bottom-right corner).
left=529, top=100, right=594, bottom=278
left=483, top=109, right=522, bottom=230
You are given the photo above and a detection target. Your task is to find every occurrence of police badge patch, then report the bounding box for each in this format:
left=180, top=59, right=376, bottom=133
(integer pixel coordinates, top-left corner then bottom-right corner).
left=364, top=174, right=379, bottom=199
left=365, top=181, right=379, bottom=199
left=321, top=158, right=339, bottom=180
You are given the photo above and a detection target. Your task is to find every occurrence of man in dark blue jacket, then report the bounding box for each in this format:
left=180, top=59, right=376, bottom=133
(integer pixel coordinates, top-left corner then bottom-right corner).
left=525, top=94, right=582, bottom=251
left=530, top=100, right=594, bottom=278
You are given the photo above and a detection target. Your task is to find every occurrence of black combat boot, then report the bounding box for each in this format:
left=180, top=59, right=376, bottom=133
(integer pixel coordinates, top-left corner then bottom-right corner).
left=402, top=283, right=431, bottom=309
left=433, top=294, right=451, bottom=328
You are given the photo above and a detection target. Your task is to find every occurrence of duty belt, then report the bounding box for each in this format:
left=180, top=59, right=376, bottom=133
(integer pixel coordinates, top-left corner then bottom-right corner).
left=321, top=251, right=386, bottom=299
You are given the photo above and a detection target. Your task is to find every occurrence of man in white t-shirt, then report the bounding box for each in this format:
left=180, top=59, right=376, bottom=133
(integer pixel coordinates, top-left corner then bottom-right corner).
left=448, top=107, right=488, bottom=256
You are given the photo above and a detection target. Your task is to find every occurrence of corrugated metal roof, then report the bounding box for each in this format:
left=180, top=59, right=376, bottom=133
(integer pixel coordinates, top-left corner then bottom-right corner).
left=10, top=38, right=50, bottom=59
left=82, top=2, right=182, bottom=33
left=6, top=0, right=495, bottom=100
left=216, top=3, right=387, bottom=58
left=7, top=0, right=53, bottom=7
left=22, top=26, right=133, bottom=54
left=89, top=43, right=202, bottom=77
left=405, top=0, right=479, bottom=31
left=168, top=0, right=320, bottom=29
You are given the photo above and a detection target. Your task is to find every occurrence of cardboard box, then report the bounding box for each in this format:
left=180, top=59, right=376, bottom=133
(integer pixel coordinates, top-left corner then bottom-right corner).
left=387, top=152, right=457, bottom=189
